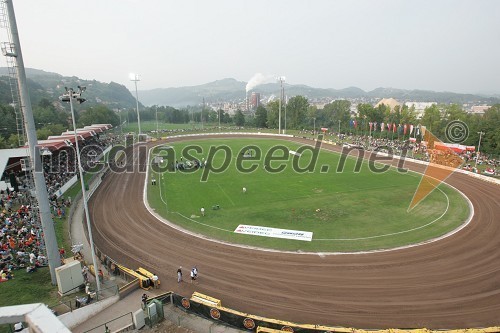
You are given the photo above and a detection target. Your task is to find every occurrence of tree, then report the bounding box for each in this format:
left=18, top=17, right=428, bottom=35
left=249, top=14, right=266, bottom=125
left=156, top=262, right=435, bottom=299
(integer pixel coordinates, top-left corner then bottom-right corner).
left=266, top=100, right=280, bottom=128
left=287, top=96, right=308, bottom=129
left=321, top=100, right=351, bottom=132
left=421, top=104, right=442, bottom=134
left=255, top=105, right=268, bottom=128
left=0, top=135, right=7, bottom=149
left=443, top=104, right=467, bottom=121
left=400, top=104, right=417, bottom=125
left=234, top=110, right=245, bottom=126
left=77, top=105, right=119, bottom=127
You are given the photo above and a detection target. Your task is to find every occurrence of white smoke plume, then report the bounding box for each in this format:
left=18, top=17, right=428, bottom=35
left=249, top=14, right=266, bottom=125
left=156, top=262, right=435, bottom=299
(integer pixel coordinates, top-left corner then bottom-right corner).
left=246, top=73, right=275, bottom=92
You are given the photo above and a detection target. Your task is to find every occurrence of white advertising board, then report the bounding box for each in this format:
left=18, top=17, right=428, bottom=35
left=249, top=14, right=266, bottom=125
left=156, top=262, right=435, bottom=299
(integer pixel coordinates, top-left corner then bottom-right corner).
left=234, top=224, right=313, bottom=241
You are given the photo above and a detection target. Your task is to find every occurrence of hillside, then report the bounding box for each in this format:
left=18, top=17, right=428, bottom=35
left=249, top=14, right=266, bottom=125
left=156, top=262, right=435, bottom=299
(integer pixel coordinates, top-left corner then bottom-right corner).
left=138, top=79, right=500, bottom=107
left=0, top=68, right=139, bottom=109
left=1, top=68, right=498, bottom=108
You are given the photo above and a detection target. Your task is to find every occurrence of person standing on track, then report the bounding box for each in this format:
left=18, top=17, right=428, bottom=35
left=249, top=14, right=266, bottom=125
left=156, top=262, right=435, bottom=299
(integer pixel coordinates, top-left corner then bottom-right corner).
left=177, top=266, right=183, bottom=283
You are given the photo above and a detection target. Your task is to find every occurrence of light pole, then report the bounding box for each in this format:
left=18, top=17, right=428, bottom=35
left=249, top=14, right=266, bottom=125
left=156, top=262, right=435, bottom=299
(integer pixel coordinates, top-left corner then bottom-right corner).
left=118, top=110, right=122, bottom=135
left=338, top=120, right=341, bottom=136
left=60, top=86, right=101, bottom=292
left=5, top=0, right=60, bottom=284
left=277, top=76, right=285, bottom=134
left=155, top=106, right=159, bottom=139
left=284, top=94, right=287, bottom=134
left=218, top=108, right=221, bottom=131
left=129, top=73, right=141, bottom=136
left=475, top=131, right=485, bottom=167
left=313, top=117, right=316, bottom=136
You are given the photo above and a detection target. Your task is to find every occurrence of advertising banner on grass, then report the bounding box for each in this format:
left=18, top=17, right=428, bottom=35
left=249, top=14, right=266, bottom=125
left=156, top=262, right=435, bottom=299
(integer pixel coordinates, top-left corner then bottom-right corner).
left=234, top=225, right=313, bottom=241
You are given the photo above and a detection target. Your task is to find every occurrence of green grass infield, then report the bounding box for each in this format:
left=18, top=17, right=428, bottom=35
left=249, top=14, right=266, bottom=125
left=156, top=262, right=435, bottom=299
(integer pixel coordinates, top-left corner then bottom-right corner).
left=147, top=138, right=470, bottom=252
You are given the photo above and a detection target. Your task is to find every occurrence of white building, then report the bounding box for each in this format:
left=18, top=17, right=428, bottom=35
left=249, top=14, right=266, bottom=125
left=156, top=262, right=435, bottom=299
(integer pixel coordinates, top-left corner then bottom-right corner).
left=404, top=102, right=437, bottom=119
left=468, top=105, right=490, bottom=115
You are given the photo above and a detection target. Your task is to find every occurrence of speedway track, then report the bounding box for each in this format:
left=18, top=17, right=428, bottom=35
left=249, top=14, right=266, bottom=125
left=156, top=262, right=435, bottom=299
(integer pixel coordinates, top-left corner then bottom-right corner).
left=88, top=134, right=500, bottom=329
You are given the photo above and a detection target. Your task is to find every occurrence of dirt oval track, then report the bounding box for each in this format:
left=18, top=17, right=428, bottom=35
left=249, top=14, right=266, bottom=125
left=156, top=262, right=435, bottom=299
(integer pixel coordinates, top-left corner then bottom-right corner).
left=89, top=134, right=500, bottom=329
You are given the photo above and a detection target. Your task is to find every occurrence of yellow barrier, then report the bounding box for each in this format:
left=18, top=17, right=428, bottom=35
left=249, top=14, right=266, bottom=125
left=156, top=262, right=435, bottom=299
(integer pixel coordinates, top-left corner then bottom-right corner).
left=191, top=292, right=500, bottom=333
left=117, top=264, right=153, bottom=290
left=136, top=267, right=153, bottom=278
left=190, top=292, right=221, bottom=307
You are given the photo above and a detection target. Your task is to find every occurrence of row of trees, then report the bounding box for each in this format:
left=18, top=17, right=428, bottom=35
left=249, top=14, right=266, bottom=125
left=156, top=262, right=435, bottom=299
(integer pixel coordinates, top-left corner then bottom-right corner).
left=1, top=96, right=498, bottom=156
left=240, top=96, right=499, bottom=156
left=0, top=98, right=120, bottom=149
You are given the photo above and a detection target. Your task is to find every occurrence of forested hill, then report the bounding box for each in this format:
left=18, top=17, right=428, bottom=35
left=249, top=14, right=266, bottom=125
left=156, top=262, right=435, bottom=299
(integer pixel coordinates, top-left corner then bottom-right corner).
left=0, top=68, right=139, bottom=110
left=0, top=68, right=499, bottom=108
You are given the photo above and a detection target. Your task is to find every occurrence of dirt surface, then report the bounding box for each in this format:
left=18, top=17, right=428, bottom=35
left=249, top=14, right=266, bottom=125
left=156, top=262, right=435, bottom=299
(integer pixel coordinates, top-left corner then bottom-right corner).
left=88, top=135, right=500, bottom=329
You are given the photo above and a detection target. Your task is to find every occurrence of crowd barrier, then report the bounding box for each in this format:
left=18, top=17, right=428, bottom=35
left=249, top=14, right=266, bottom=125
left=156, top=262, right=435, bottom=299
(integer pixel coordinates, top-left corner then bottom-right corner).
left=147, top=291, right=499, bottom=333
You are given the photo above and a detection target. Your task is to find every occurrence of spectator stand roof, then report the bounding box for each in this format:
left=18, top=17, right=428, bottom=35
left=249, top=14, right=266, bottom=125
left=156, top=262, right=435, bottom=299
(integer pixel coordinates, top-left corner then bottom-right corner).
left=47, top=134, right=85, bottom=143
left=34, top=139, right=72, bottom=152
left=0, top=148, right=30, bottom=185
left=61, top=130, right=96, bottom=139
left=90, top=124, right=113, bottom=130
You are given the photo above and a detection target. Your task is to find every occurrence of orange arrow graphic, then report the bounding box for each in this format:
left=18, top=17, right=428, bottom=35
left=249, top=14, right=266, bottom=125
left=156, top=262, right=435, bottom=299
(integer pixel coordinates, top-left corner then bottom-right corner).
left=408, top=128, right=464, bottom=211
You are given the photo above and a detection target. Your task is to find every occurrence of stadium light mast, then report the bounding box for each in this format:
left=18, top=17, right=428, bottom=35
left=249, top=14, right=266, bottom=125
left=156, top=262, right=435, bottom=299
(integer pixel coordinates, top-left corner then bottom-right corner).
left=3, top=0, right=61, bottom=284
left=155, top=106, right=159, bottom=139
left=59, top=86, right=101, bottom=292
left=475, top=131, right=485, bottom=167
left=129, top=73, right=141, bottom=136
left=277, top=76, right=285, bottom=134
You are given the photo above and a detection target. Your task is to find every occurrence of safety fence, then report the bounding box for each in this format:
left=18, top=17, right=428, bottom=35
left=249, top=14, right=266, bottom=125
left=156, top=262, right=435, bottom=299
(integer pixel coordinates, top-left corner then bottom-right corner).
left=47, top=284, right=119, bottom=316
left=167, top=292, right=500, bottom=333
left=82, top=312, right=133, bottom=333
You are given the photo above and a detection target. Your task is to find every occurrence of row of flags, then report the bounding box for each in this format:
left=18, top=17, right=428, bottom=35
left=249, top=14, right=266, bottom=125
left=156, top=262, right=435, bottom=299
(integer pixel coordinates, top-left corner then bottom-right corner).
left=349, top=120, right=425, bottom=136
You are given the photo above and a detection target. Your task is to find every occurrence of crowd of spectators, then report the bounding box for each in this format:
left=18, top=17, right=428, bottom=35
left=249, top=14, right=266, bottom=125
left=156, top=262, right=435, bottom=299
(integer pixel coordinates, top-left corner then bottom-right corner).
left=1, top=192, right=46, bottom=282
left=23, top=134, right=115, bottom=197
left=0, top=133, right=116, bottom=283
left=298, top=131, right=499, bottom=176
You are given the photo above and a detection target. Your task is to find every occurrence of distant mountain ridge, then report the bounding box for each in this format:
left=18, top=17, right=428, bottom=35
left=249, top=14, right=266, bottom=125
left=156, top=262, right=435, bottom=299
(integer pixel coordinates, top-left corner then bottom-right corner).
left=0, top=67, right=139, bottom=109
left=1, top=68, right=498, bottom=108
left=139, top=78, right=500, bottom=107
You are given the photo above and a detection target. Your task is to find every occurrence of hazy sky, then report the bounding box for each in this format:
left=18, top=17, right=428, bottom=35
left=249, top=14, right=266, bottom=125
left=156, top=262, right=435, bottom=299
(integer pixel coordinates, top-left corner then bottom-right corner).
left=5, top=0, right=500, bottom=94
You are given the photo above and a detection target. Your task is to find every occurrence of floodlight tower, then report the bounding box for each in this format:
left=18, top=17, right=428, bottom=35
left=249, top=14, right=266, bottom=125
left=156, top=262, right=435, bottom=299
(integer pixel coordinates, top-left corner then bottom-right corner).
left=475, top=131, right=485, bottom=167
left=2, top=0, right=60, bottom=284
left=129, top=73, right=141, bottom=136
left=59, top=87, right=101, bottom=292
left=277, top=76, right=285, bottom=134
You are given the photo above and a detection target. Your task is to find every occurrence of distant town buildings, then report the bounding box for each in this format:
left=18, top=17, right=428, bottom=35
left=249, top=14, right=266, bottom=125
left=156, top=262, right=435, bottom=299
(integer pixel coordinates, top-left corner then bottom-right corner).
left=404, top=102, right=437, bottom=119
left=250, top=92, right=260, bottom=110
left=375, top=98, right=401, bottom=111
left=468, top=105, right=490, bottom=115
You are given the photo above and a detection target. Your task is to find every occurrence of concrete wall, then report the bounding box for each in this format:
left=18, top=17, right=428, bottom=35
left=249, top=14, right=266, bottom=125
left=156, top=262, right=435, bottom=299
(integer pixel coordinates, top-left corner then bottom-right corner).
left=58, top=295, right=119, bottom=329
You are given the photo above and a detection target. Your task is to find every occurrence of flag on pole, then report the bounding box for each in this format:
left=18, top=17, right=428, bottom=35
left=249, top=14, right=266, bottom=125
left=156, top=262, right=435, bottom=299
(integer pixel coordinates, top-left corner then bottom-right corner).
left=403, top=124, right=408, bottom=135
left=381, top=122, right=385, bottom=132
left=410, top=124, right=414, bottom=135
left=392, top=123, right=397, bottom=133
left=369, top=122, right=373, bottom=131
